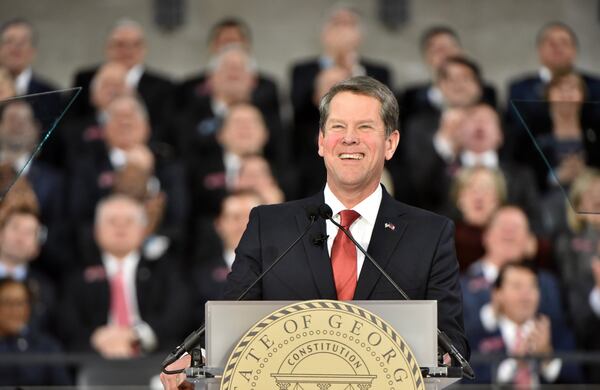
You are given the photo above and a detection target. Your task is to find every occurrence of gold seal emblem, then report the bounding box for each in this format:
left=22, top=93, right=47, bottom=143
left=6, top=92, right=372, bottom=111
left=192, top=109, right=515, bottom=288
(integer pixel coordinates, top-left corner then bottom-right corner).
left=221, top=300, right=425, bottom=390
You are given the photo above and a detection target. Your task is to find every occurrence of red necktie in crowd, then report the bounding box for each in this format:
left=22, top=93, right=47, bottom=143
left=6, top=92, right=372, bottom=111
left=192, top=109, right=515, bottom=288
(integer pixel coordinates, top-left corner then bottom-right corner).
left=110, top=264, right=132, bottom=327
left=331, top=209, right=360, bottom=301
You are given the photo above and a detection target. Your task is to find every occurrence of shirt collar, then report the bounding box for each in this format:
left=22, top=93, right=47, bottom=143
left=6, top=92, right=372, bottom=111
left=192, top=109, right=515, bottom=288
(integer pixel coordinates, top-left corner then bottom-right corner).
left=126, top=64, right=144, bottom=89
left=481, top=260, right=499, bottom=284
left=14, top=67, right=32, bottom=96
left=102, top=251, right=140, bottom=278
left=324, top=183, right=382, bottom=226
left=460, top=150, right=499, bottom=169
left=427, top=85, right=444, bottom=109
left=0, top=262, right=28, bottom=280
left=109, top=147, right=127, bottom=169
left=223, top=249, right=236, bottom=269
left=539, top=66, right=552, bottom=83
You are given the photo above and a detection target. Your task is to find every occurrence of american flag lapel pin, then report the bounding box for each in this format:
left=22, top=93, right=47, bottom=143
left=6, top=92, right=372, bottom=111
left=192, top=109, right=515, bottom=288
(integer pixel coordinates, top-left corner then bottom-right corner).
left=384, top=222, right=395, bottom=231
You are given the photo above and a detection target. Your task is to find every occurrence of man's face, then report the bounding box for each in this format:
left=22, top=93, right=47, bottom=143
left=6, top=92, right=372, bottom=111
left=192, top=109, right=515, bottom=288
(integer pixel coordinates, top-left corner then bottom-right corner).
left=424, top=33, right=462, bottom=71
left=318, top=92, right=399, bottom=196
left=0, top=102, right=38, bottom=154
left=494, top=267, right=540, bottom=325
left=0, top=24, right=35, bottom=75
left=484, top=208, right=532, bottom=265
left=438, top=63, right=482, bottom=108
left=0, top=213, right=40, bottom=265
left=460, top=106, right=503, bottom=153
left=218, top=105, right=267, bottom=156
left=95, top=199, right=146, bottom=258
left=104, top=98, right=149, bottom=150
left=0, top=282, right=30, bottom=336
left=538, top=26, right=577, bottom=73
left=106, top=26, right=146, bottom=70
left=215, top=195, right=260, bottom=251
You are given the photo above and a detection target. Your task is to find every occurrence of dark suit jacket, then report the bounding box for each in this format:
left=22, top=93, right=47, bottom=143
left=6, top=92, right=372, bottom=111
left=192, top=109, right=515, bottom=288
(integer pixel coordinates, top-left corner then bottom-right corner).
left=466, top=315, right=582, bottom=384
left=71, top=65, right=175, bottom=145
left=59, top=255, right=191, bottom=352
left=224, top=186, right=469, bottom=358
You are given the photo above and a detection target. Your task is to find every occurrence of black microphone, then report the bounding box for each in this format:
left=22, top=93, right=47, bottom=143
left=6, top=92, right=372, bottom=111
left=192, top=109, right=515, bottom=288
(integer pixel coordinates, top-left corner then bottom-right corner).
left=318, top=203, right=475, bottom=380
left=161, top=204, right=321, bottom=374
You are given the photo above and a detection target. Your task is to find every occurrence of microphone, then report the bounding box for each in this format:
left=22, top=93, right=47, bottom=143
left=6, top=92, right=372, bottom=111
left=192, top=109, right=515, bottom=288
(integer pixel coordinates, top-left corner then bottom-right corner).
left=318, top=203, right=475, bottom=380
left=161, top=204, right=321, bottom=374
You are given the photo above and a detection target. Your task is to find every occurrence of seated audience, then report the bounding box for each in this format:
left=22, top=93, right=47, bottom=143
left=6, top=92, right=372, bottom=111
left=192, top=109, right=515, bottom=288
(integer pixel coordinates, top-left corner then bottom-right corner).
left=190, top=103, right=268, bottom=218
left=0, top=278, right=70, bottom=386
left=0, top=202, right=56, bottom=335
left=59, top=195, right=191, bottom=357
left=68, top=94, right=188, bottom=260
left=399, top=25, right=497, bottom=130
left=527, top=72, right=600, bottom=192
left=467, top=262, right=581, bottom=385
left=553, top=168, right=600, bottom=381
left=178, top=44, right=284, bottom=164
left=72, top=19, right=174, bottom=144
left=462, top=206, right=565, bottom=335
left=506, top=22, right=600, bottom=160
left=0, top=100, right=69, bottom=276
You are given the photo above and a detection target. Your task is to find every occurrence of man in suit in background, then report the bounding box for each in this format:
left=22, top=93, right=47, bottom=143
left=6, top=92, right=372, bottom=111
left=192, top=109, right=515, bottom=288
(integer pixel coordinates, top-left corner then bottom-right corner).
left=467, top=262, right=581, bottom=385
left=60, top=194, right=190, bottom=358
left=506, top=22, right=600, bottom=160
left=71, top=19, right=174, bottom=146
left=162, top=75, right=468, bottom=388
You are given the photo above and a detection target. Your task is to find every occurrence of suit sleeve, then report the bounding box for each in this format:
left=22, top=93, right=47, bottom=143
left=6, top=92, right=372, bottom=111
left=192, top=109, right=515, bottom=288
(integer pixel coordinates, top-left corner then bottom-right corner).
left=428, top=219, right=470, bottom=360
left=223, top=207, right=264, bottom=300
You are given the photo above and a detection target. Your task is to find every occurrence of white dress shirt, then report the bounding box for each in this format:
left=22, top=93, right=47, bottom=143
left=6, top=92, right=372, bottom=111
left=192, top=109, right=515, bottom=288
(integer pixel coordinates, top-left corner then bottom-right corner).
left=479, top=304, right=562, bottom=384
left=460, top=150, right=499, bottom=169
left=102, top=251, right=157, bottom=352
left=14, top=67, right=32, bottom=96
left=126, top=64, right=144, bottom=90
left=323, top=183, right=382, bottom=277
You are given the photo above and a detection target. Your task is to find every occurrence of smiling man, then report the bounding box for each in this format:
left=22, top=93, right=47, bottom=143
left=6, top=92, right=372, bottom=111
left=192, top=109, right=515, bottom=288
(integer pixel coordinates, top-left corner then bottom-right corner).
left=161, top=75, right=468, bottom=388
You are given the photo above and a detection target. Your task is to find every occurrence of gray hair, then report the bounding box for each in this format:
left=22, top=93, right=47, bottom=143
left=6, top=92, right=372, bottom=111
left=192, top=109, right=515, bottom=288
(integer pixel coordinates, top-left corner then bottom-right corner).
left=318, top=76, right=399, bottom=137
left=95, top=194, right=148, bottom=227
left=106, top=93, right=149, bottom=122
left=207, top=43, right=257, bottom=73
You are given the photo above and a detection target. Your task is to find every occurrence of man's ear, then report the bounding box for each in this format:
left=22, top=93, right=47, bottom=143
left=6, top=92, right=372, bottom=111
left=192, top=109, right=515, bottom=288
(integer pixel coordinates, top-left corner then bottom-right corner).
left=317, top=129, right=325, bottom=157
left=384, top=130, right=400, bottom=160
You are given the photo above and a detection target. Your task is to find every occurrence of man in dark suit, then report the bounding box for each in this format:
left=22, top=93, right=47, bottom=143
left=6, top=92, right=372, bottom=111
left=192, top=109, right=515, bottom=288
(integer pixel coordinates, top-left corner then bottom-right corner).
left=161, top=75, right=468, bottom=389
left=60, top=194, right=191, bottom=357
left=71, top=19, right=174, bottom=146
left=467, top=262, right=581, bottom=385
left=506, top=22, right=600, bottom=160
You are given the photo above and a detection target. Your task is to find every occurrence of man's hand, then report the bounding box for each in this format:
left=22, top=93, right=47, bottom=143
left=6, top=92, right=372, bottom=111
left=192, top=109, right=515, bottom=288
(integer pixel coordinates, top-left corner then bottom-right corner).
left=91, top=325, right=137, bottom=359
left=528, top=315, right=553, bottom=356
left=160, top=354, right=192, bottom=390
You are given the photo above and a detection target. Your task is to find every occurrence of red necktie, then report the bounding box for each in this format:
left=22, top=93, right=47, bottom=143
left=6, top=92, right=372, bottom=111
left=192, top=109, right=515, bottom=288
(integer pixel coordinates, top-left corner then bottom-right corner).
left=331, top=209, right=360, bottom=300
left=110, top=264, right=132, bottom=327
left=513, top=328, right=533, bottom=387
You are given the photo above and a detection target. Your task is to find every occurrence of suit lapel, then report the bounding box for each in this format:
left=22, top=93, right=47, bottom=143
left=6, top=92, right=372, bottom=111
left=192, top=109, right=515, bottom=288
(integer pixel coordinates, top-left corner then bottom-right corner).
left=296, top=194, right=337, bottom=299
left=354, top=189, right=408, bottom=300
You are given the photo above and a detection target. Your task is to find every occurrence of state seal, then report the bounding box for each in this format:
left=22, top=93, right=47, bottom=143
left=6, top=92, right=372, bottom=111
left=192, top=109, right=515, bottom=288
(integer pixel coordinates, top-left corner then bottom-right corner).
left=221, top=300, right=425, bottom=390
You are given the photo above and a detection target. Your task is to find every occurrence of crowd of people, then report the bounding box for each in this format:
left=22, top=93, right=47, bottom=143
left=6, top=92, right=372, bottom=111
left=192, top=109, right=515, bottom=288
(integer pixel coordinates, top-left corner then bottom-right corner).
left=0, top=5, right=599, bottom=386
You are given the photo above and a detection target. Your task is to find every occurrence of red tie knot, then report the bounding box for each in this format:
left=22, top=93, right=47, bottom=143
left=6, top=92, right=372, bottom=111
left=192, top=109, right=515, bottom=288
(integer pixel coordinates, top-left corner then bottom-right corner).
left=339, top=209, right=360, bottom=229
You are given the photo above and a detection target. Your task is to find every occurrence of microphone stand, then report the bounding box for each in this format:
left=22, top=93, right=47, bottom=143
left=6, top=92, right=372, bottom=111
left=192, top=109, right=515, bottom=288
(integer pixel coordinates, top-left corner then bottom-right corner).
left=161, top=209, right=320, bottom=375
left=321, top=205, right=475, bottom=380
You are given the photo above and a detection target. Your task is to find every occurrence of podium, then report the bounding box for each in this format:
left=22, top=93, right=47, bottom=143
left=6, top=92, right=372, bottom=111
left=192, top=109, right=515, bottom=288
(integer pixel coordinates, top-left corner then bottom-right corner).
left=188, top=300, right=462, bottom=389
